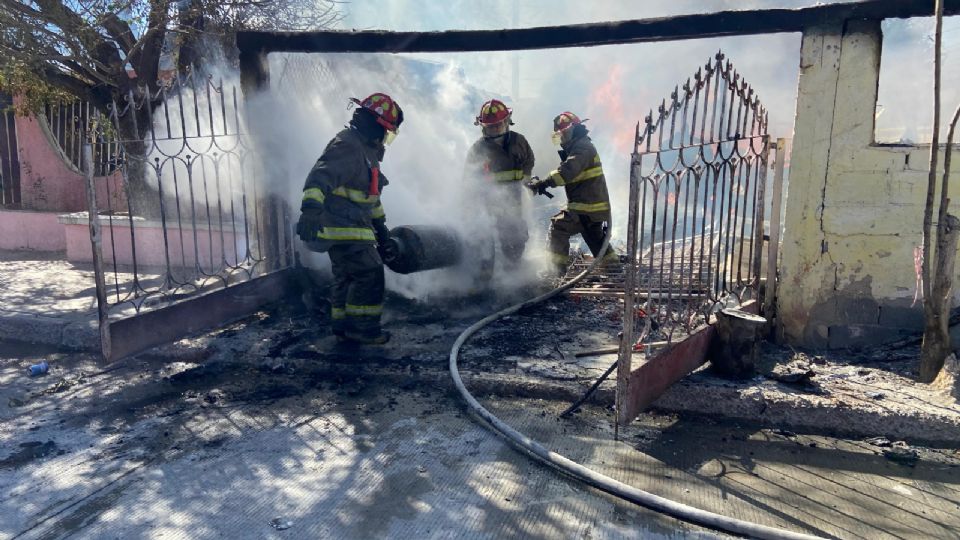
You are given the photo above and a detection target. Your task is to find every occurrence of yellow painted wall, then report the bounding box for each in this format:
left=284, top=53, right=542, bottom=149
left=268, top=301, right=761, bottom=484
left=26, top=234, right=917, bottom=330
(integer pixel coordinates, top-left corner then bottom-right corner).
left=779, top=20, right=958, bottom=348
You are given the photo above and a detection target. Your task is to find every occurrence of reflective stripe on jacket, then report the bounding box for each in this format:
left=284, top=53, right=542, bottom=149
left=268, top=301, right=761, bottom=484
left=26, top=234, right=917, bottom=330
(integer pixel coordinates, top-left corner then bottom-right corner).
left=301, top=128, right=389, bottom=245
left=465, top=131, right=535, bottom=186
left=547, top=135, right=611, bottom=220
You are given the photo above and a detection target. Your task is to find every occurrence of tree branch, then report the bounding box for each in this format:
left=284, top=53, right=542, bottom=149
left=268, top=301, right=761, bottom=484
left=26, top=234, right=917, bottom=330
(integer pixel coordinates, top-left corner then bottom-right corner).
left=34, top=0, right=124, bottom=77
left=101, top=13, right=136, bottom=53
left=37, top=65, right=99, bottom=100
left=126, top=0, right=170, bottom=86
left=922, top=0, right=945, bottom=305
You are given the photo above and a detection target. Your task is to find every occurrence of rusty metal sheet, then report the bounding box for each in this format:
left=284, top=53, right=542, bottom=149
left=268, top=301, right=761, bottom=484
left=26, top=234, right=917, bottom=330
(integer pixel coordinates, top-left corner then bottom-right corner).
left=619, top=300, right=760, bottom=424
left=619, top=324, right=715, bottom=424
left=105, top=268, right=299, bottom=362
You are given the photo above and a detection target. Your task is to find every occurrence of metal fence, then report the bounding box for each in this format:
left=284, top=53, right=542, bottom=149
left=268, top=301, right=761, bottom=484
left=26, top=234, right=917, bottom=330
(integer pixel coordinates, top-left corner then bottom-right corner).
left=0, top=92, right=19, bottom=208
left=45, top=100, right=119, bottom=178
left=620, top=51, right=771, bottom=352
left=82, top=70, right=290, bottom=318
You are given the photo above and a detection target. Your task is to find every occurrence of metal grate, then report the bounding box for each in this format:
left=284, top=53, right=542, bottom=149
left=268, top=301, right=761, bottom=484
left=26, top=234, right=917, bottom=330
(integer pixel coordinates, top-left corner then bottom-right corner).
left=621, top=51, right=771, bottom=347
left=83, top=69, right=291, bottom=315
left=0, top=93, right=20, bottom=207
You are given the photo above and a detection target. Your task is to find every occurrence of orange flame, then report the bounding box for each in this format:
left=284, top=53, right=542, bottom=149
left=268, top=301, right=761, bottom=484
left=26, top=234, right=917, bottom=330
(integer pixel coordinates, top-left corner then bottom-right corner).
left=587, top=64, right=633, bottom=154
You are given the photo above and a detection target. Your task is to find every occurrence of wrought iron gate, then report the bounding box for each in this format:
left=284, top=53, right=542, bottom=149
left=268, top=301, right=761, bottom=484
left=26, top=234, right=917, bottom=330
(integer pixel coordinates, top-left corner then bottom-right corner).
left=0, top=92, right=20, bottom=208
left=616, top=52, right=774, bottom=423
left=82, top=72, right=295, bottom=361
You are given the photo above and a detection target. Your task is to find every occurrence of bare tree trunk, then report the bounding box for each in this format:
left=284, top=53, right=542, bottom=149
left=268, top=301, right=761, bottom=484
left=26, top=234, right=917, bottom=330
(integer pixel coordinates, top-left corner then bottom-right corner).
left=922, top=1, right=944, bottom=297
left=921, top=104, right=960, bottom=382
left=920, top=0, right=949, bottom=382
left=177, top=0, right=206, bottom=71
left=922, top=215, right=960, bottom=380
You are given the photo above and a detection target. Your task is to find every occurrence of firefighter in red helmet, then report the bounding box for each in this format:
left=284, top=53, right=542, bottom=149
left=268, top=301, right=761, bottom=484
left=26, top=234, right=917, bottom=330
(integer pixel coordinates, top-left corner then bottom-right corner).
left=528, top=112, right=617, bottom=275
left=296, top=93, right=403, bottom=345
left=463, top=99, right=535, bottom=279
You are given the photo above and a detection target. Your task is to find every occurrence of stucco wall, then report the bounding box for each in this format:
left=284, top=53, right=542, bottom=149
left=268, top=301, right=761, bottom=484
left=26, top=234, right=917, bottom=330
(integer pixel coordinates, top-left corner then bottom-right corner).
left=779, top=20, right=956, bottom=349
left=0, top=210, right=66, bottom=252
left=60, top=213, right=239, bottom=268
left=13, top=107, right=123, bottom=213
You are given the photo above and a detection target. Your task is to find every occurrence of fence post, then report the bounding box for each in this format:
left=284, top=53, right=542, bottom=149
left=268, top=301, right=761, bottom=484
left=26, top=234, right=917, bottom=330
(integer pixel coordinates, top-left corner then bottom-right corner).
left=239, top=49, right=285, bottom=272
left=616, top=146, right=642, bottom=430
left=752, top=137, right=771, bottom=300
left=83, top=142, right=112, bottom=361
left=764, top=138, right=786, bottom=322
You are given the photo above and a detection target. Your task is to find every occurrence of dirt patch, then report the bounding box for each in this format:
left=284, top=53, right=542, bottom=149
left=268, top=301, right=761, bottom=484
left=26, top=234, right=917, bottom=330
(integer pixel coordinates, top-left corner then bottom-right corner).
left=0, top=441, right=62, bottom=470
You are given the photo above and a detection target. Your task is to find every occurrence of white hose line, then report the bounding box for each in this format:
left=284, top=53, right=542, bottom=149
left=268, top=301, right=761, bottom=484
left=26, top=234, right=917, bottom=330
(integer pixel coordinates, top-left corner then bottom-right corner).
left=448, top=236, right=826, bottom=540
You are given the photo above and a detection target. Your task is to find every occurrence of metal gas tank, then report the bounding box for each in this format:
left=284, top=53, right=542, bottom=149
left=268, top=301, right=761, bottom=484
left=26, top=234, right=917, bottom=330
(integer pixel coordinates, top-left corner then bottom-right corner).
left=384, top=225, right=463, bottom=274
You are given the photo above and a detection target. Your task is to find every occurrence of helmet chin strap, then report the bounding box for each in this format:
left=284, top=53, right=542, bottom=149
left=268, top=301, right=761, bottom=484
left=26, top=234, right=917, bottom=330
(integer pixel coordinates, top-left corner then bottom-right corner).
left=483, top=124, right=509, bottom=140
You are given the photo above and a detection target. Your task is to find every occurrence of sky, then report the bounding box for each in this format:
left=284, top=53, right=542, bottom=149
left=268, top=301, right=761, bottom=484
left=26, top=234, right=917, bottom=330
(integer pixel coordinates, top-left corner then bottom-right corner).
left=338, top=0, right=820, bottom=139
left=336, top=1, right=959, bottom=143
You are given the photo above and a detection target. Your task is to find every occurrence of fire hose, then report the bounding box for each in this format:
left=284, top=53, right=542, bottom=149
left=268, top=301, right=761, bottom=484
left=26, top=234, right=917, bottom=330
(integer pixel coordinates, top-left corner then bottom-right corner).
left=447, top=232, right=825, bottom=540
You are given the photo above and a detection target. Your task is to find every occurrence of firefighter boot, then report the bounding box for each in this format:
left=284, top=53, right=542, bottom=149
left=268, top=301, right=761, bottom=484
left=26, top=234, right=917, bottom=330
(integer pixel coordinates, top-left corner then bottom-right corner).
left=340, top=330, right=391, bottom=345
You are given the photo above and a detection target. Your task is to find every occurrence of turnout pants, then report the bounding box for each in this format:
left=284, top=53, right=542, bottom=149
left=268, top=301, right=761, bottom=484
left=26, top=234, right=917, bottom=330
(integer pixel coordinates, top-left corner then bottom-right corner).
left=327, top=243, right=385, bottom=337
left=475, top=210, right=529, bottom=288
left=548, top=210, right=616, bottom=272
left=496, top=213, right=529, bottom=266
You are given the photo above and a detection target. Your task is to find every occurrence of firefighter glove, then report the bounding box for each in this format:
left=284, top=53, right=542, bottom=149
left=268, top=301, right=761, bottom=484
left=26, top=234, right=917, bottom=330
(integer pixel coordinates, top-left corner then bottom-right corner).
left=296, top=208, right=324, bottom=242
left=373, top=219, right=391, bottom=246
left=377, top=239, right=399, bottom=263
left=525, top=176, right=554, bottom=199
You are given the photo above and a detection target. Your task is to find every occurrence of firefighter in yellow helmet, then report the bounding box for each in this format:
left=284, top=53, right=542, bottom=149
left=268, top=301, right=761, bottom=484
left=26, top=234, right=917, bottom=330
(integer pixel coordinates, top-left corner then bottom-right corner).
left=295, top=93, right=403, bottom=345
left=527, top=112, right=617, bottom=275
left=463, top=99, right=535, bottom=276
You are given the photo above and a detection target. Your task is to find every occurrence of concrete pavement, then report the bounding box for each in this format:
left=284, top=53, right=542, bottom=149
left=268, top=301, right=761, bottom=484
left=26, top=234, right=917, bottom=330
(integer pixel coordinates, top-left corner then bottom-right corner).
left=2, top=337, right=960, bottom=539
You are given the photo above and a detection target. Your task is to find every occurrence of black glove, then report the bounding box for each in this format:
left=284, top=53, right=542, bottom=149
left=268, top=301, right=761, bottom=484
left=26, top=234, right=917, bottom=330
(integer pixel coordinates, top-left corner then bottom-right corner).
left=378, top=239, right=399, bottom=262
left=372, top=220, right=398, bottom=262
left=296, top=208, right=324, bottom=242
left=525, top=176, right=554, bottom=199
left=372, top=220, right=391, bottom=245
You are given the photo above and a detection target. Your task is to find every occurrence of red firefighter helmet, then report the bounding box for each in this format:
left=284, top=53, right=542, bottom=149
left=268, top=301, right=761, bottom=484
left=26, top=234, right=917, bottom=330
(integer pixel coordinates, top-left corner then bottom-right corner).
left=351, top=93, right=402, bottom=131
left=475, top=99, right=512, bottom=126
left=553, top=111, right=586, bottom=132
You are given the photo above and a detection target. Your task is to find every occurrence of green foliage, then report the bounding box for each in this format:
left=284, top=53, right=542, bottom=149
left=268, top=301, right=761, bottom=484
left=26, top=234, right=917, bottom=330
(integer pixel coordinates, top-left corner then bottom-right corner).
left=0, top=62, right=74, bottom=114
left=0, top=0, right=342, bottom=115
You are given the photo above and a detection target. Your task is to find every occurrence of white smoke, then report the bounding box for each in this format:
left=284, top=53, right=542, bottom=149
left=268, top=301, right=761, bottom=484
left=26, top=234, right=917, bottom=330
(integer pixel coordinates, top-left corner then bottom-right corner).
left=244, top=53, right=554, bottom=299
left=238, top=3, right=817, bottom=300
left=141, top=59, right=255, bottom=271
left=146, top=0, right=957, bottom=300
left=139, top=0, right=949, bottom=308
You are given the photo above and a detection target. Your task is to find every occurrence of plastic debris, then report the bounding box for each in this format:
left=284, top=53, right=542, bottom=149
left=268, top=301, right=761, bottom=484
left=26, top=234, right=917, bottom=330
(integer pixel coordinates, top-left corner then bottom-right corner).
left=882, top=441, right=919, bottom=466
left=270, top=518, right=293, bottom=531
left=27, top=362, right=49, bottom=377
left=865, top=437, right=893, bottom=447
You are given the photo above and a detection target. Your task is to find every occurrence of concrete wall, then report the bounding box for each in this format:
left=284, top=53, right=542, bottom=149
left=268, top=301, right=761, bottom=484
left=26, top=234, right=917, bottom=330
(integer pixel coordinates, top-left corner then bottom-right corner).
left=13, top=106, right=124, bottom=213
left=0, top=210, right=66, bottom=252
left=61, top=213, right=239, bottom=268
left=779, top=20, right=957, bottom=349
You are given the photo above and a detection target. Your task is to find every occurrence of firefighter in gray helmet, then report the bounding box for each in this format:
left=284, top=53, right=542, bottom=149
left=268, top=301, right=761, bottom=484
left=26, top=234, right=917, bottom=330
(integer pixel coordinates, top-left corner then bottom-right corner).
left=296, top=93, right=403, bottom=345
left=527, top=111, right=617, bottom=275
left=463, top=99, right=535, bottom=277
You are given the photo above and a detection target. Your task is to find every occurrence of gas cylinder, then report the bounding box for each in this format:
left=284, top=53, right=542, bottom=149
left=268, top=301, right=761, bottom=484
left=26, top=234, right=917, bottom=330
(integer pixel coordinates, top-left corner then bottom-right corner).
left=383, top=225, right=463, bottom=274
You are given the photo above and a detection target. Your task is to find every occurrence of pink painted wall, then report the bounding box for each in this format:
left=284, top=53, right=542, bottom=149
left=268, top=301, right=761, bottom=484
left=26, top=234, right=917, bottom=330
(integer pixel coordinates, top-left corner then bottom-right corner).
left=62, top=215, right=239, bottom=269
left=0, top=210, right=66, bottom=251
left=14, top=104, right=125, bottom=213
